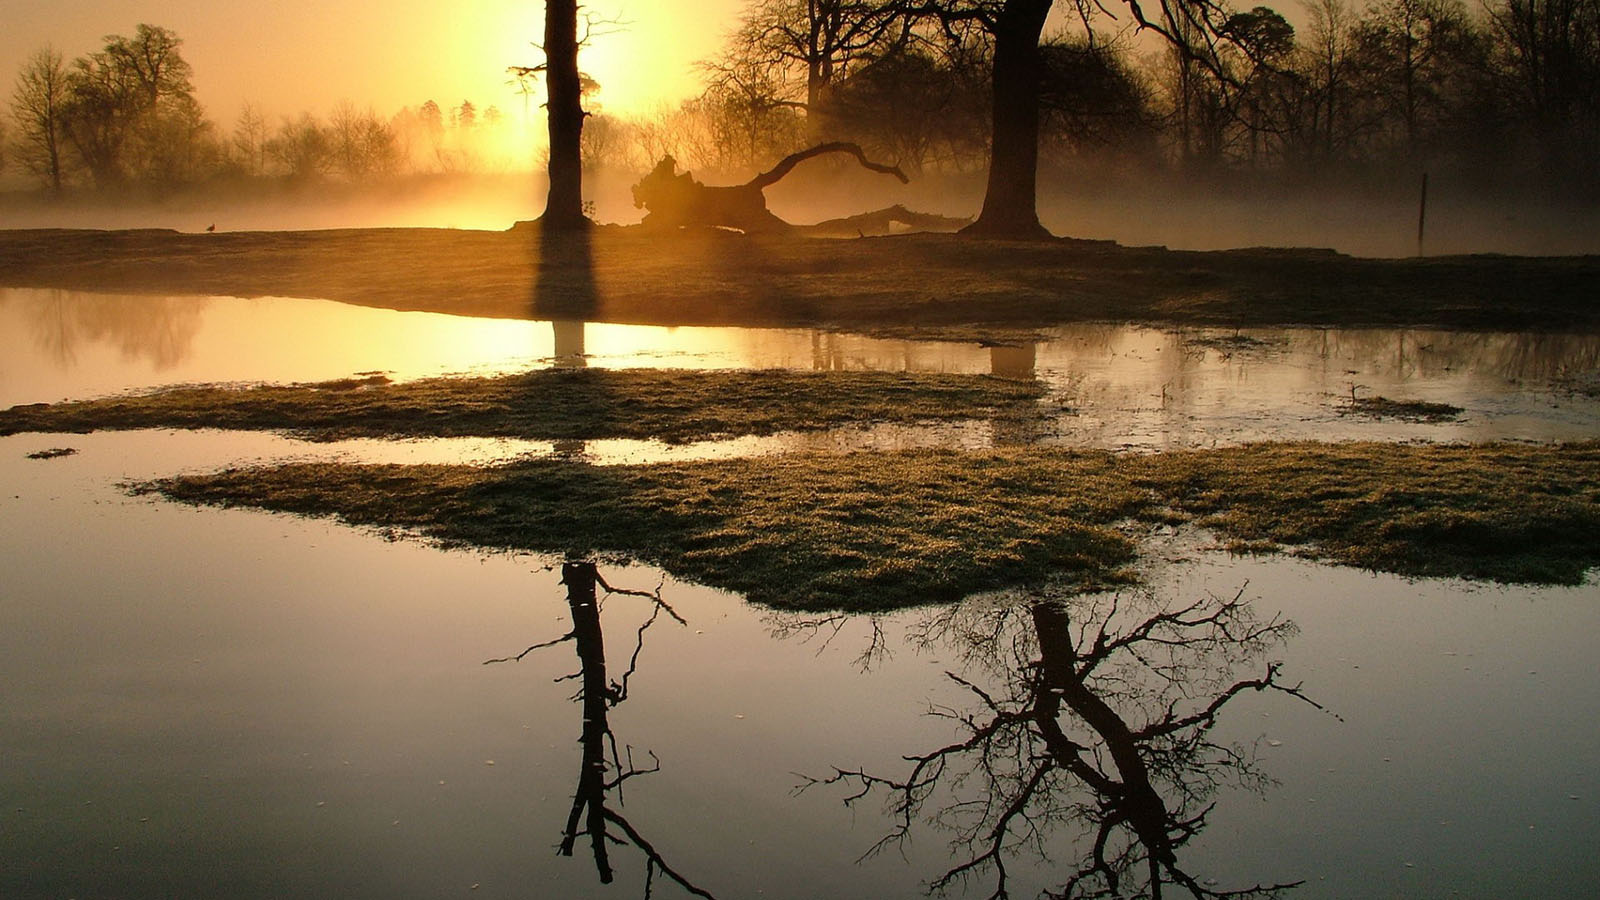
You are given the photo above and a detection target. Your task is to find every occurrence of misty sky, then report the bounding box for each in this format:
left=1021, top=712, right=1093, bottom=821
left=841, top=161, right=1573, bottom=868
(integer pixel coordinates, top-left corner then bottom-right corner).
left=4, top=0, right=747, bottom=124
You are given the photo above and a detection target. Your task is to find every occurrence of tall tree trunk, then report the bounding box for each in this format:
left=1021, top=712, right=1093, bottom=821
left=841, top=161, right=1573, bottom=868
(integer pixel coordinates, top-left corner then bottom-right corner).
left=543, top=0, right=588, bottom=228
left=558, top=561, right=613, bottom=881
left=961, top=0, right=1053, bottom=240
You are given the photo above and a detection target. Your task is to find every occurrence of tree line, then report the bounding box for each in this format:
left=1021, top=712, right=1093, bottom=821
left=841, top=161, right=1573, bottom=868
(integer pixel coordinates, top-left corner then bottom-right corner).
left=8, top=3, right=1597, bottom=210
left=5, top=24, right=523, bottom=194
left=632, top=0, right=1595, bottom=193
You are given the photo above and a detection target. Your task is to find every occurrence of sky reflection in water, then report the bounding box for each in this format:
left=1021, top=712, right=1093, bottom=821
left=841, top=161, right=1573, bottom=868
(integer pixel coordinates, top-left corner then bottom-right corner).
left=3, top=287, right=1599, bottom=463
left=1, top=288, right=1597, bottom=897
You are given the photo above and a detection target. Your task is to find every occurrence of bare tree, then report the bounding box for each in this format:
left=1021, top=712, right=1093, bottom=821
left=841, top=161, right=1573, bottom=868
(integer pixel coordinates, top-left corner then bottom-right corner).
left=804, top=586, right=1329, bottom=899
left=486, top=563, right=717, bottom=898
left=10, top=47, right=69, bottom=192
left=231, top=102, right=268, bottom=176
left=713, top=0, right=912, bottom=137
left=264, top=113, right=330, bottom=179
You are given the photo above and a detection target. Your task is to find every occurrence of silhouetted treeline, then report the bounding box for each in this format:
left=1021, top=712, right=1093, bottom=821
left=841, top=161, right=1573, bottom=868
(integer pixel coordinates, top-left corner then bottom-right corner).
left=5, top=24, right=523, bottom=195
left=620, top=0, right=1599, bottom=199
left=7, top=4, right=1597, bottom=202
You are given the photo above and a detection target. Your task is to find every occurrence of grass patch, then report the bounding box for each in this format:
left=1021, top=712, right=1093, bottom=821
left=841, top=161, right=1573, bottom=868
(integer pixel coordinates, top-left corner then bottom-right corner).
left=4, top=227, right=1599, bottom=336
left=1341, top=395, right=1464, bottom=422
left=138, top=442, right=1600, bottom=611
left=24, top=447, right=77, bottom=460
left=0, top=368, right=1045, bottom=443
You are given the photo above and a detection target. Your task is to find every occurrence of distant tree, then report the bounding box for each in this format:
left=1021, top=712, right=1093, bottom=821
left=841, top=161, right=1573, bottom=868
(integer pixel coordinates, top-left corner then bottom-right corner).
left=231, top=102, right=268, bottom=176
left=265, top=113, right=331, bottom=179
left=103, top=24, right=193, bottom=108
left=827, top=46, right=977, bottom=172
left=1349, top=0, right=1483, bottom=159
left=455, top=99, right=476, bottom=130
left=60, top=46, right=141, bottom=187
left=10, top=47, right=70, bottom=191
left=329, top=101, right=399, bottom=180
left=59, top=24, right=209, bottom=189
left=1036, top=36, right=1158, bottom=165
left=1485, top=0, right=1600, bottom=181
left=1300, top=0, right=1360, bottom=162
left=714, top=0, right=911, bottom=137
left=418, top=99, right=443, bottom=135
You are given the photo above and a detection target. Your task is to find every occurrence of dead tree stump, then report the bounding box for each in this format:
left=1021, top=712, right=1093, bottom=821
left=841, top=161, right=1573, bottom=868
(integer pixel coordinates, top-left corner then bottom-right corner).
left=631, top=142, right=909, bottom=233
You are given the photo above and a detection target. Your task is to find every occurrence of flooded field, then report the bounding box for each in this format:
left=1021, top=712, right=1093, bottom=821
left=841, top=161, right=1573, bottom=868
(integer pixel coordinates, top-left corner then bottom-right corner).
left=5, top=287, right=1599, bottom=457
left=3, top=287, right=1598, bottom=899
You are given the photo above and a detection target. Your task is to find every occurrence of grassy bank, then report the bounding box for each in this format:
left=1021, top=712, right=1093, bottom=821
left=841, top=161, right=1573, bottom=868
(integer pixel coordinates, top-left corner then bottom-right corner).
left=2, top=226, right=1598, bottom=339
left=0, top=368, right=1045, bottom=443
left=139, top=442, right=1600, bottom=611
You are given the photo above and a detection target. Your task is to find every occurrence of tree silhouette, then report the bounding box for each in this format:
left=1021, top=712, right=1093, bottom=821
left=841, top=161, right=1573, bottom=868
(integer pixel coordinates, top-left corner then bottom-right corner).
left=535, top=0, right=588, bottom=229
left=803, top=586, right=1329, bottom=899
left=486, top=562, right=717, bottom=898
left=10, top=47, right=69, bottom=192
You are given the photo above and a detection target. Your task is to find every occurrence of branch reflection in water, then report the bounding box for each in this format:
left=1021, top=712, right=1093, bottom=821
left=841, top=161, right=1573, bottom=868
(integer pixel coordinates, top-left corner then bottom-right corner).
left=485, top=561, right=717, bottom=898
left=797, top=585, right=1332, bottom=899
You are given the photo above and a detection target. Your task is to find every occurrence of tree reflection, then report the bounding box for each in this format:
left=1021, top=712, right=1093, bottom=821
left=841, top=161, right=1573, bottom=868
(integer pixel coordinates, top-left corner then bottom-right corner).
left=12, top=288, right=206, bottom=369
left=486, top=561, right=716, bottom=898
left=804, top=587, right=1329, bottom=899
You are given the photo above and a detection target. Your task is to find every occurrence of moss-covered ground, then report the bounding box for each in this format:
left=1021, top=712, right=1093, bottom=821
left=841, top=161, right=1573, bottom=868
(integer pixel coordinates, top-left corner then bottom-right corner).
left=0, top=368, right=1045, bottom=443
left=138, top=442, right=1600, bottom=611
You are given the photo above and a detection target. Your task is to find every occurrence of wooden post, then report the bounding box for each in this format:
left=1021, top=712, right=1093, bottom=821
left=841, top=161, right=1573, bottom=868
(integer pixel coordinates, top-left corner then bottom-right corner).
left=1416, top=172, right=1428, bottom=258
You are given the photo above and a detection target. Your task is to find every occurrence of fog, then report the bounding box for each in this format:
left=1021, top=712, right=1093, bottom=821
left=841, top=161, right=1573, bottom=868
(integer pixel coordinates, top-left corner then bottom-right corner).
left=5, top=164, right=1596, bottom=260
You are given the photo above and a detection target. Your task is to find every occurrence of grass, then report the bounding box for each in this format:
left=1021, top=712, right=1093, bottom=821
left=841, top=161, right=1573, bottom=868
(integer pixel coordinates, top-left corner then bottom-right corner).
left=3, top=226, right=1599, bottom=339
left=1342, top=395, right=1465, bottom=422
left=139, top=442, right=1600, bottom=611
left=0, top=368, right=1046, bottom=443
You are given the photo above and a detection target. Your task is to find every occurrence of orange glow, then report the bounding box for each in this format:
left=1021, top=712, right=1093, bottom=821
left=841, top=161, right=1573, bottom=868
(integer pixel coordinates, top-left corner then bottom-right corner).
left=1, top=1, right=745, bottom=131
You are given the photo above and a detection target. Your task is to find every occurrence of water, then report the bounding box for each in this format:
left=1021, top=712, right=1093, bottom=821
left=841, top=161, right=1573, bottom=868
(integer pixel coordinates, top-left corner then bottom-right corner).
left=5, top=288, right=1599, bottom=458
left=2, top=287, right=1598, bottom=898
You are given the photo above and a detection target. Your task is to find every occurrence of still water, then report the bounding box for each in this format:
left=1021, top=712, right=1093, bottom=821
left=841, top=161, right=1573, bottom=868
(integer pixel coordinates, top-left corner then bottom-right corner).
left=4, top=287, right=1599, bottom=457
left=2, top=287, right=1598, bottom=898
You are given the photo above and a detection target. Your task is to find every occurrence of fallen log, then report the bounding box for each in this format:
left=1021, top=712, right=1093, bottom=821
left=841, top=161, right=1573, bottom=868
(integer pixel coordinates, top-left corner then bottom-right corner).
left=631, top=142, right=910, bottom=234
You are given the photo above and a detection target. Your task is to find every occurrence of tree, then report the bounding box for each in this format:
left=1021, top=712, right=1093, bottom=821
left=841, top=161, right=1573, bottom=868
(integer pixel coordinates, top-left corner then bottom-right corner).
left=58, top=24, right=208, bottom=189
left=806, top=587, right=1327, bottom=898
left=265, top=113, right=330, bottom=179
left=716, top=0, right=911, bottom=136
left=231, top=102, right=268, bottom=176
left=540, top=0, right=588, bottom=228
left=485, top=564, right=716, bottom=898
left=928, top=0, right=1058, bottom=239
left=329, top=101, right=399, bottom=180
left=1485, top=0, right=1600, bottom=182
left=1301, top=0, right=1359, bottom=162
left=10, top=47, right=69, bottom=192
left=1350, top=0, right=1482, bottom=160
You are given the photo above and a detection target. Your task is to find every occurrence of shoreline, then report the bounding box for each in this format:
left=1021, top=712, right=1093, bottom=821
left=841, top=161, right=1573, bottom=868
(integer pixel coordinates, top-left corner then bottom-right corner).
left=3, top=225, right=1598, bottom=341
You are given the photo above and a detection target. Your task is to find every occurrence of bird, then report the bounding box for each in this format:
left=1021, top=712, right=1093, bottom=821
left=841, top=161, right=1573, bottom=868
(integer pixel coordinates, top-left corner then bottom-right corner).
left=205, top=224, right=215, bottom=233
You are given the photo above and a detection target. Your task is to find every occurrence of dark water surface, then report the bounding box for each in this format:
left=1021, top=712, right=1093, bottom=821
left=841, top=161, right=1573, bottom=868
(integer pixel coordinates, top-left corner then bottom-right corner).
left=2, top=289, right=1598, bottom=898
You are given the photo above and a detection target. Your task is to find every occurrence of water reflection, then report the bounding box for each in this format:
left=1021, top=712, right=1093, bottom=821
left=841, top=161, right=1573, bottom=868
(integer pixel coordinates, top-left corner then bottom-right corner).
left=2, top=288, right=206, bottom=370
left=802, top=588, right=1325, bottom=899
left=486, top=563, right=717, bottom=898
left=4, top=287, right=1599, bottom=449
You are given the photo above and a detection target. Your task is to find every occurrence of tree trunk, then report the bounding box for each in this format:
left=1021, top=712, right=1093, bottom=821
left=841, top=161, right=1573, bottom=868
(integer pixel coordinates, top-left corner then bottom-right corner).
left=961, top=0, right=1054, bottom=240
left=542, top=0, right=588, bottom=229
left=558, top=561, right=613, bottom=881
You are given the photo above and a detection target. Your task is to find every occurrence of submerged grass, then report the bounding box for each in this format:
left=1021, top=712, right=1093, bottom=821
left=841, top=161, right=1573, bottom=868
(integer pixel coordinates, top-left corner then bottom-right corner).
left=140, top=442, right=1600, bottom=611
left=0, top=368, right=1045, bottom=443
left=1342, top=395, right=1464, bottom=422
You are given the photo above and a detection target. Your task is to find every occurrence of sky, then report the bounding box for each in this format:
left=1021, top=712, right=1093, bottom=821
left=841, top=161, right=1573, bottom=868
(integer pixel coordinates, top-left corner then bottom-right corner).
left=3, top=0, right=748, bottom=126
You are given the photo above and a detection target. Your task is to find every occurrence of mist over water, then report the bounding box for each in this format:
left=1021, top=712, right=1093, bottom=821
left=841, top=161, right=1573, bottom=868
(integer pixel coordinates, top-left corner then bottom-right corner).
left=6, top=164, right=1595, bottom=259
